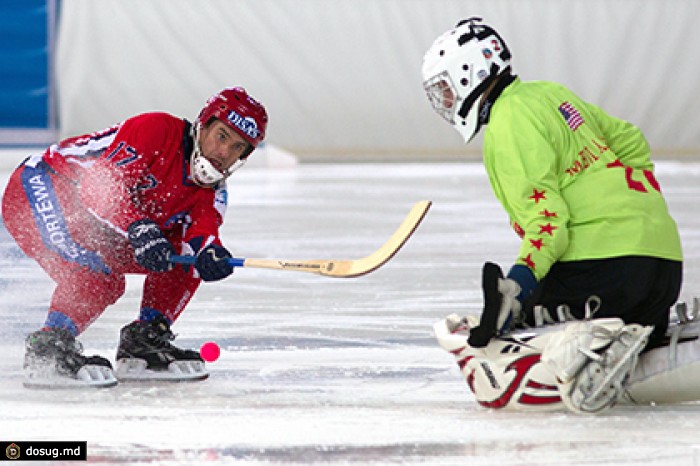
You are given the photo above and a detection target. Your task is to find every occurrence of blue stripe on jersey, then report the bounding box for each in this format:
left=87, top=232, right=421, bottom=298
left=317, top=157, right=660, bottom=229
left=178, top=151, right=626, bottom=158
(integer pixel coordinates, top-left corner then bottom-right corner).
left=20, top=164, right=111, bottom=274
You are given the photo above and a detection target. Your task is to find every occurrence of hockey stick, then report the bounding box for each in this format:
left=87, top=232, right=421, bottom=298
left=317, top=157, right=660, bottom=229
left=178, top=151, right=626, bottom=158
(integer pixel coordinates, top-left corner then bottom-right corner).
left=169, top=200, right=432, bottom=278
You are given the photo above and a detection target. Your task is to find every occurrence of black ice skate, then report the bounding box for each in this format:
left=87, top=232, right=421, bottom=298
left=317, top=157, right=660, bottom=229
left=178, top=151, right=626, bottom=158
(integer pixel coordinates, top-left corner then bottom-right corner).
left=23, top=328, right=117, bottom=389
left=115, top=316, right=208, bottom=381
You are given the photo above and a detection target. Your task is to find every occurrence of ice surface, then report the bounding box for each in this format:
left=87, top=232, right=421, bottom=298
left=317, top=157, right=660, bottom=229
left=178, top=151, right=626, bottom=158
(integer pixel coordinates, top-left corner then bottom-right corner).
left=1, top=158, right=700, bottom=465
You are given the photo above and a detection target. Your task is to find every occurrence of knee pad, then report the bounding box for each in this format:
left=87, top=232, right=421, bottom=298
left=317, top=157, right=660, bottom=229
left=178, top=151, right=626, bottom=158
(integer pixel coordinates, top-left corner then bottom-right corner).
left=542, top=319, right=652, bottom=414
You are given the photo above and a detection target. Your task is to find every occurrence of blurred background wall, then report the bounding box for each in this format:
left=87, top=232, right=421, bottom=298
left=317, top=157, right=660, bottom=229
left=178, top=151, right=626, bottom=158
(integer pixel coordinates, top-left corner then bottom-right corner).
left=2, top=0, right=699, bottom=161
left=0, top=0, right=58, bottom=146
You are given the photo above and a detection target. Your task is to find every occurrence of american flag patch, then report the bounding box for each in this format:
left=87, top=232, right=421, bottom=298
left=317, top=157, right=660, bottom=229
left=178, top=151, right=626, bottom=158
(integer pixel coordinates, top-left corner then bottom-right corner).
left=558, top=102, right=584, bottom=131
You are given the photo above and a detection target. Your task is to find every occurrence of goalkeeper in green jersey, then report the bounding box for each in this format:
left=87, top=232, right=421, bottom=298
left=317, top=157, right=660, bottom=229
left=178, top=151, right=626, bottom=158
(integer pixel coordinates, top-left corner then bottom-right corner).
left=422, top=17, right=682, bottom=351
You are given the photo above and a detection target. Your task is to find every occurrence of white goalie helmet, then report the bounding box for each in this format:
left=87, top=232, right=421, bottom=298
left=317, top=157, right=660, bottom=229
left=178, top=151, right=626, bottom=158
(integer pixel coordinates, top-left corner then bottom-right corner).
left=422, top=17, right=512, bottom=142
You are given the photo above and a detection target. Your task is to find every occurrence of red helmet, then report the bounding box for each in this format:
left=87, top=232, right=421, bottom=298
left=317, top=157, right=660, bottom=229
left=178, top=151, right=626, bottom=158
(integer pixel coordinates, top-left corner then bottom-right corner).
left=196, top=87, right=268, bottom=155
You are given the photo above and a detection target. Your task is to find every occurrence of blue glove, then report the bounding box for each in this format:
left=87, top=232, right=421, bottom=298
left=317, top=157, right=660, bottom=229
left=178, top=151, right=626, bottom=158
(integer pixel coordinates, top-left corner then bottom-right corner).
left=506, top=264, right=537, bottom=305
left=194, top=244, right=234, bottom=282
left=127, top=219, right=175, bottom=272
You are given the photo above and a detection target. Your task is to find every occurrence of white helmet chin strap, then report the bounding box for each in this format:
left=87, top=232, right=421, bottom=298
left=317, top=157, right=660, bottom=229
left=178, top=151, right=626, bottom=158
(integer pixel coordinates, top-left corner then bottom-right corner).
left=190, top=123, right=246, bottom=187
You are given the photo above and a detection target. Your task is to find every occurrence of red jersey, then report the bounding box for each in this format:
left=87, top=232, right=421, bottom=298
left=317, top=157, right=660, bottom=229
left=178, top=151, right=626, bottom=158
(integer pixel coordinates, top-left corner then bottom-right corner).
left=41, top=112, right=226, bottom=244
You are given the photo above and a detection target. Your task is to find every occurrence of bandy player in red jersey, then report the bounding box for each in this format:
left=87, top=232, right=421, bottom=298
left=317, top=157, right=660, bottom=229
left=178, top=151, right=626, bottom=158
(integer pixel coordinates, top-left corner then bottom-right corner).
left=1, top=87, right=268, bottom=388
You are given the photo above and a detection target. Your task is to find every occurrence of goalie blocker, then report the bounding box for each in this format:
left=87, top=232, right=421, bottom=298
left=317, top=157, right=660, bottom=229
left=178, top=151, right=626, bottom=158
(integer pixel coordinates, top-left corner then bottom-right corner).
left=434, top=263, right=700, bottom=414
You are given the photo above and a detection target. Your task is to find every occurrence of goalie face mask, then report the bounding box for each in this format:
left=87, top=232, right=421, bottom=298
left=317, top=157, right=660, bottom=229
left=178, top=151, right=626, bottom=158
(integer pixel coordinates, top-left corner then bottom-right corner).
left=422, top=17, right=512, bottom=143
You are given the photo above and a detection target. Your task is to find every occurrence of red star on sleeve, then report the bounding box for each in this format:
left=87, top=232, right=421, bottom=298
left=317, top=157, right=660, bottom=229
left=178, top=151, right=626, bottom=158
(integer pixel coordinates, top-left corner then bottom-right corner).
left=538, top=223, right=557, bottom=236
left=529, top=238, right=544, bottom=250
left=522, top=254, right=536, bottom=269
left=539, top=209, right=557, bottom=218
left=529, top=189, right=546, bottom=203
left=512, top=222, right=525, bottom=239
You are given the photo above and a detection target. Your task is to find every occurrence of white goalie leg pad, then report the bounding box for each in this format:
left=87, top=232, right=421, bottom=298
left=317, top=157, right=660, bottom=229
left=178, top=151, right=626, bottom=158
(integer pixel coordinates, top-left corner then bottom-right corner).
left=625, top=319, right=700, bottom=405
left=532, top=296, right=602, bottom=328
left=541, top=318, right=652, bottom=414
left=434, top=313, right=481, bottom=352
left=115, top=358, right=209, bottom=382
left=434, top=314, right=566, bottom=411
left=24, top=363, right=118, bottom=389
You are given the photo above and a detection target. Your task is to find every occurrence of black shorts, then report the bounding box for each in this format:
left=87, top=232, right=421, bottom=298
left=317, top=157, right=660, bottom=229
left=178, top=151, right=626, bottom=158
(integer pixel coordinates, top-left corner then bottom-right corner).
left=523, top=256, right=683, bottom=347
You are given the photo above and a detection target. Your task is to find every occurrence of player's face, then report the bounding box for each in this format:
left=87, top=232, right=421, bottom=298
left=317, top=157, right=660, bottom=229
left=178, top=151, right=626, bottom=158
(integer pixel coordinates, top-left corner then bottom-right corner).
left=199, top=120, right=250, bottom=172
left=424, top=76, right=457, bottom=123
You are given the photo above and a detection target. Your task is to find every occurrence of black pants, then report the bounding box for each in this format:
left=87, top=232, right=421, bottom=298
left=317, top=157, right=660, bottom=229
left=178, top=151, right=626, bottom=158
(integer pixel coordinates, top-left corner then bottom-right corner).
left=523, top=256, right=683, bottom=348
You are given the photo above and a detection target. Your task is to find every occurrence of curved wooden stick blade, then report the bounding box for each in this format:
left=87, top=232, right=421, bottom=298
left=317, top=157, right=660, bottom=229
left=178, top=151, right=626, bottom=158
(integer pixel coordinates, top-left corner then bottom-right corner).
left=244, top=200, right=432, bottom=277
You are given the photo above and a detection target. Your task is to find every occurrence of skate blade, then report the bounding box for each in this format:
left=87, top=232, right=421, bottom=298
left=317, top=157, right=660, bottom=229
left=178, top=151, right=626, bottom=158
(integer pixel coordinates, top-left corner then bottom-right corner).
left=24, top=364, right=118, bottom=389
left=115, top=358, right=209, bottom=382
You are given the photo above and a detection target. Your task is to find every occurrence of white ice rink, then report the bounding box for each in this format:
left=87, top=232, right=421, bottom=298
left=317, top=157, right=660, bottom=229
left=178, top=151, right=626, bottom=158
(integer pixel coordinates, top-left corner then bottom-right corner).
left=2, top=156, right=700, bottom=465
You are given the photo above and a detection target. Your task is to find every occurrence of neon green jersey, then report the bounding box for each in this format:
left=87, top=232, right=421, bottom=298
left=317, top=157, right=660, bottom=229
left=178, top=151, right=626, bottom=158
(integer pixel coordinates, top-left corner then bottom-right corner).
left=483, top=78, right=682, bottom=281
